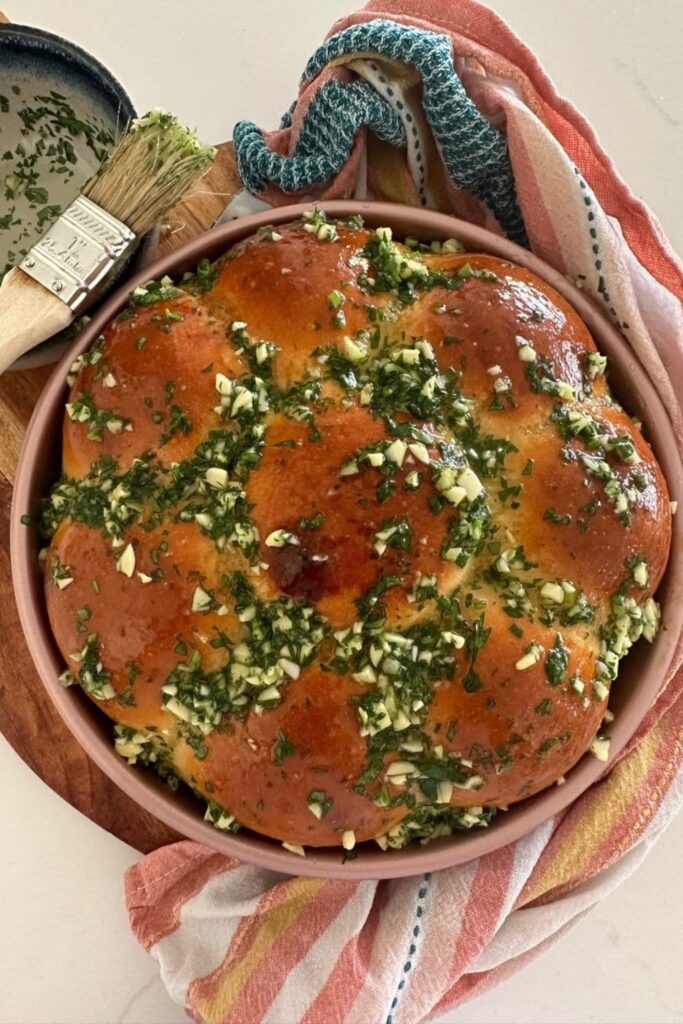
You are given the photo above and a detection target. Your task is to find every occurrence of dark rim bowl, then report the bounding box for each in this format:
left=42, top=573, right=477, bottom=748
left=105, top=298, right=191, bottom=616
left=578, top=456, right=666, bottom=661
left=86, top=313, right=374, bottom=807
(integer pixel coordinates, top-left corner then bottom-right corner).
left=0, top=22, right=154, bottom=368
left=11, top=201, right=683, bottom=879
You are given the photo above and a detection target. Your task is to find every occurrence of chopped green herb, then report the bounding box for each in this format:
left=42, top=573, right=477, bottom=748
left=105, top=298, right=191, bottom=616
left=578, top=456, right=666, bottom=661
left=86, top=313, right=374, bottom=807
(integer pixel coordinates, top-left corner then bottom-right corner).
left=545, top=634, right=569, bottom=686
left=543, top=508, right=572, bottom=526
left=299, top=512, right=325, bottom=531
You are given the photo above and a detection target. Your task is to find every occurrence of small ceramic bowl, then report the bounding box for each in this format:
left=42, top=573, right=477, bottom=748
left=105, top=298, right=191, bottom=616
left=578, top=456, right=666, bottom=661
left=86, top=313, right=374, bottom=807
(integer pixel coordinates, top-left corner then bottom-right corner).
left=0, top=22, right=151, bottom=369
left=11, top=201, right=683, bottom=879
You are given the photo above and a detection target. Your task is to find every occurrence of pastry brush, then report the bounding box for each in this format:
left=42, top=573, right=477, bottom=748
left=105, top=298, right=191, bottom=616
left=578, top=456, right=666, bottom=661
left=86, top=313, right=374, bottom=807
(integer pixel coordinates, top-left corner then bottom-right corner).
left=0, top=109, right=215, bottom=374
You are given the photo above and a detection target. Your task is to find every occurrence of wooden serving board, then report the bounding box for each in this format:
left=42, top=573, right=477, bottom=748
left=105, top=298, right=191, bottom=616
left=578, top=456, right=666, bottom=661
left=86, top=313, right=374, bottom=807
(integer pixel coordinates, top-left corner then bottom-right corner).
left=0, top=8, right=245, bottom=851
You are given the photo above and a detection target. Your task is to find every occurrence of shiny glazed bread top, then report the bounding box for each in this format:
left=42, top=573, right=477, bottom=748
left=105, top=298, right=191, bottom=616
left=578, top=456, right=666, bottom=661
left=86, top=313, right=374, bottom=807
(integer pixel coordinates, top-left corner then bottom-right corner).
left=43, top=213, right=671, bottom=852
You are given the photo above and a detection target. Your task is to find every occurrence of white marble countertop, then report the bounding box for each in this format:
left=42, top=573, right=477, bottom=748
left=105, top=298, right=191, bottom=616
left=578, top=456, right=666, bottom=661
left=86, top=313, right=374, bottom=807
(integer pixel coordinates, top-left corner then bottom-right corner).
left=2, top=2, right=682, bottom=1022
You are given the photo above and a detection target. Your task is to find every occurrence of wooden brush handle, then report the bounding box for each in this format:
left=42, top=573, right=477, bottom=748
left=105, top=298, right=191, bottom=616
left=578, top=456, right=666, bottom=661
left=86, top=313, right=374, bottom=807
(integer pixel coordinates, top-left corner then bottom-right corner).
left=0, top=268, right=74, bottom=375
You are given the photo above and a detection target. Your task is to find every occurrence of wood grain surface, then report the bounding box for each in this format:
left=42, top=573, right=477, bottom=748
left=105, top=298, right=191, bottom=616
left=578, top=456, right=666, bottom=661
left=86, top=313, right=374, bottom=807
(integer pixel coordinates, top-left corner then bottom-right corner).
left=0, top=27, right=245, bottom=851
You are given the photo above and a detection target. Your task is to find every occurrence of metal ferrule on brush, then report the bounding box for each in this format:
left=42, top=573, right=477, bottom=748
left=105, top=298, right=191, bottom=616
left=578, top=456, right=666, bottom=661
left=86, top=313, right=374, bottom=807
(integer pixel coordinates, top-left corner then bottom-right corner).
left=19, top=195, right=137, bottom=313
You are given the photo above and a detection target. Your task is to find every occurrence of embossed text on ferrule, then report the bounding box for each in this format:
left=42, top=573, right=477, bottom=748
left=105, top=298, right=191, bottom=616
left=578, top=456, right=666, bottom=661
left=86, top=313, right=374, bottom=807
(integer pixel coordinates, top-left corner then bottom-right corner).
left=19, top=195, right=137, bottom=312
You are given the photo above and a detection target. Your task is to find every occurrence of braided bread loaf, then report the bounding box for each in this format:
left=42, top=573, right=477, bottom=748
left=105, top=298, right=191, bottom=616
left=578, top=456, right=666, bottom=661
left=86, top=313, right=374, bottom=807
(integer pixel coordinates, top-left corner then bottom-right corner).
left=43, top=212, right=671, bottom=852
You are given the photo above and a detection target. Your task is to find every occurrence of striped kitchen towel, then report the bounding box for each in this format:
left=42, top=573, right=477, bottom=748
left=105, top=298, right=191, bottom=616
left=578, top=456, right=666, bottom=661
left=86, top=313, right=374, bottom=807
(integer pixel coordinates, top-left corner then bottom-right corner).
left=126, top=2, right=683, bottom=1022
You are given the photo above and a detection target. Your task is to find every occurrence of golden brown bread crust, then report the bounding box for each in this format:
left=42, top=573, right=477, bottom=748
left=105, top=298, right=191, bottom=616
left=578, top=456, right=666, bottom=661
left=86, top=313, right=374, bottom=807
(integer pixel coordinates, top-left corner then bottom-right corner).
left=44, top=216, right=671, bottom=850
left=247, top=408, right=460, bottom=629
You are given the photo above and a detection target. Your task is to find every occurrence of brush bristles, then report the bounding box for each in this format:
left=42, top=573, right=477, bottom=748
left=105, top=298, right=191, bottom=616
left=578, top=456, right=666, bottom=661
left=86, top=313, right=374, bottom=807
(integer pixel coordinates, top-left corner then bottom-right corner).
left=83, top=109, right=216, bottom=235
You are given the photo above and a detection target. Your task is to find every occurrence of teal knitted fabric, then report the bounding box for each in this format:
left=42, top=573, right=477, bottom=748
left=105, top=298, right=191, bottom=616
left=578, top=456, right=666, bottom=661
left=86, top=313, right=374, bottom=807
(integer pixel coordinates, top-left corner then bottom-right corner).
left=233, top=19, right=528, bottom=246
left=234, top=79, right=405, bottom=194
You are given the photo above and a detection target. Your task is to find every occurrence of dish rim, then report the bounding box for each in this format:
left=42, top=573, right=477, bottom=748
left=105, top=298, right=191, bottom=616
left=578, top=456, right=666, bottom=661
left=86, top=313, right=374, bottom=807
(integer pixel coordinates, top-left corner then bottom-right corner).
left=11, top=199, right=683, bottom=880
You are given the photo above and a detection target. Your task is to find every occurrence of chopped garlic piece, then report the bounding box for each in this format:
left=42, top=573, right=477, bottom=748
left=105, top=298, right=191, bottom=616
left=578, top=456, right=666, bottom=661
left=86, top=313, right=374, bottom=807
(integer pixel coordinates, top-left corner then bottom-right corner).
left=353, top=665, right=377, bottom=684
left=590, top=736, right=611, bottom=762
left=191, top=586, right=213, bottom=612
left=556, top=381, right=576, bottom=402
left=215, top=373, right=233, bottom=395
left=408, top=442, right=430, bottom=464
left=282, top=842, right=306, bottom=856
left=593, top=679, right=609, bottom=701
left=116, top=543, right=136, bottom=578
left=457, top=468, right=483, bottom=500
left=265, top=529, right=299, bottom=548
left=540, top=581, right=565, bottom=604
left=386, top=760, right=417, bottom=777
left=436, top=780, right=453, bottom=804
left=586, top=352, right=607, bottom=378
left=278, top=657, right=301, bottom=680
left=342, top=830, right=356, bottom=851
left=515, top=644, right=541, bottom=671
left=359, top=383, right=374, bottom=405
left=342, top=336, right=367, bottom=363
left=231, top=389, right=254, bottom=415
left=442, top=485, right=467, bottom=506
left=632, top=560, right=649, bottom=587
left=385, top=439, right=407, bottom=466
left=205, top=467, right=229, bottom=488
left=441, top=238, right=465, bottom=253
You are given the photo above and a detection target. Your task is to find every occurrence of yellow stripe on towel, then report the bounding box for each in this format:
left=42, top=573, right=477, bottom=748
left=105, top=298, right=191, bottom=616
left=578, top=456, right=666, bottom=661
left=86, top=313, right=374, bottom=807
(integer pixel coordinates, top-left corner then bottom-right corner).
left=198, top=876, right=326, bottom=1021
left=523, top=728, right=662, bottom=904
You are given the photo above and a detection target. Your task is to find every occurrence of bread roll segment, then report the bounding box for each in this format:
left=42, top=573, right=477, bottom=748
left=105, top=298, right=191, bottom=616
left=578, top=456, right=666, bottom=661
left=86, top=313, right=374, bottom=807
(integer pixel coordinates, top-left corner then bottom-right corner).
left=43, top=213, right=670, bottom=851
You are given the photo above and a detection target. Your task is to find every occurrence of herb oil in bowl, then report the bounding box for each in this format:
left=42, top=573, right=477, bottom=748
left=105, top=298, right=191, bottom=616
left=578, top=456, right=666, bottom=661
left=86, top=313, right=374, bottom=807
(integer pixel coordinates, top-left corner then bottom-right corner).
left=0, top=22, right=138, bottom=368
left=0, top=85, right=115, bottom=282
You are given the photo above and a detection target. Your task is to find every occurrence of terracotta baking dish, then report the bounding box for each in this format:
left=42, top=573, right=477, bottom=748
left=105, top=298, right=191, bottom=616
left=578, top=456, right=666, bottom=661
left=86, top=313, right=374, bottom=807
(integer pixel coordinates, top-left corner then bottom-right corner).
left=11, top=201, right=683, bottom=879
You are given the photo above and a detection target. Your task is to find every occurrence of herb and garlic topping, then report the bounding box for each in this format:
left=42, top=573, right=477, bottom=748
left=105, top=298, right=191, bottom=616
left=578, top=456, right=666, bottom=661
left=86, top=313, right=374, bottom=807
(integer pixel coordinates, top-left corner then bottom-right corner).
left=41, top=213, right=671, bottom=855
